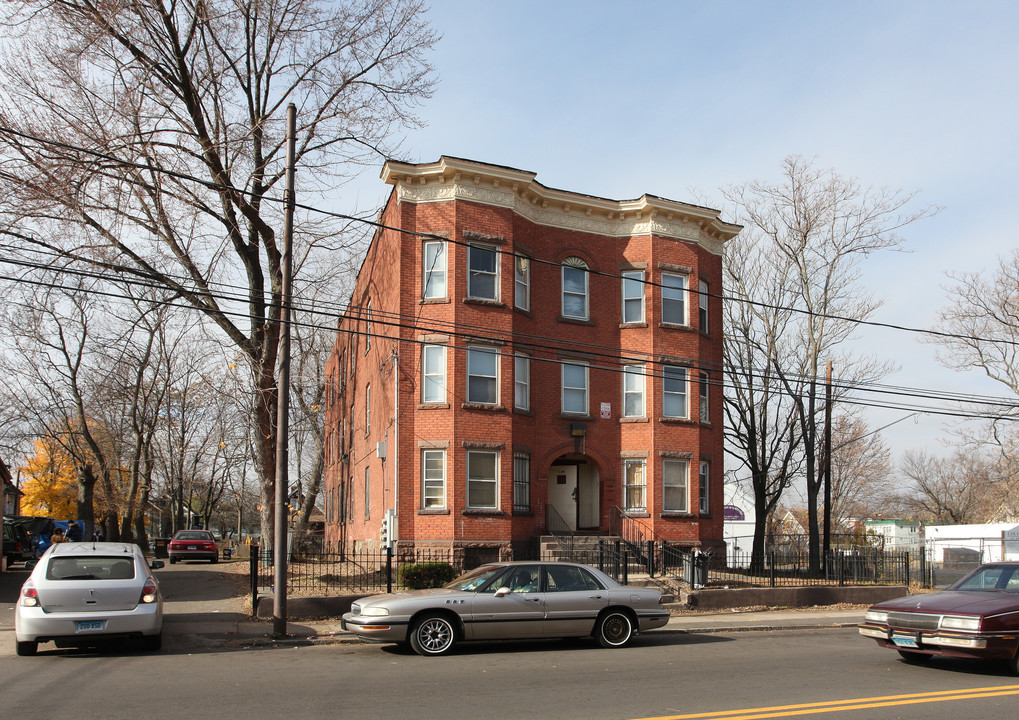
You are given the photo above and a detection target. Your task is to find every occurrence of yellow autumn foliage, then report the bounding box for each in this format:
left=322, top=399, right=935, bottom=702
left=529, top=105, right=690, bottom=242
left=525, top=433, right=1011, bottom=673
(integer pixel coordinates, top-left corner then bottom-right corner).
left=19, top=439, right=78, bottom=518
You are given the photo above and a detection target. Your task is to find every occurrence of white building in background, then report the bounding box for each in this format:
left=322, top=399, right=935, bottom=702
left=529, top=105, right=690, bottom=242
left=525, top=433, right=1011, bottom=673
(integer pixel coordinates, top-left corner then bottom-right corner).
left=723, top=483, right=756, bottom=557
left=924, top=523, right=1019, bottom=563
left=863, top=519, right=921, bottom=553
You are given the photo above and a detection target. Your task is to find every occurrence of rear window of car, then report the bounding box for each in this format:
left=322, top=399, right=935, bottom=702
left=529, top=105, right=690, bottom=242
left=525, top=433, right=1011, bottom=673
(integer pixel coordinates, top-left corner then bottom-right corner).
left=173, top=531, right=213, bottom=541
left=546, top=566, right=605, bottom=592
left=46, top=556, right=136, bottom=581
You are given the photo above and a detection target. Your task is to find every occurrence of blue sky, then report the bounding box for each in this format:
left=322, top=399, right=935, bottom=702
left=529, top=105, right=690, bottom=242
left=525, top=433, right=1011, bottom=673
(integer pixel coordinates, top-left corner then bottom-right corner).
left=348, top=0, right=1019, bottom=464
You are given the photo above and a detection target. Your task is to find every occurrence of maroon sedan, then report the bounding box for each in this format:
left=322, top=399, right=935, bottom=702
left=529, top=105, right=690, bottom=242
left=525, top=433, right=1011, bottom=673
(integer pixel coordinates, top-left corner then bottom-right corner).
left=860, top=562, right=1019, bottom=673
left=168, top=530, right=219, bottom=564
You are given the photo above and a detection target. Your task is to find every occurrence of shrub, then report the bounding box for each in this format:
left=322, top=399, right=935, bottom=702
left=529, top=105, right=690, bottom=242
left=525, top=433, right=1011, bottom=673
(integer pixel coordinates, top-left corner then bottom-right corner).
left=399, top=562, right=458, bottom=589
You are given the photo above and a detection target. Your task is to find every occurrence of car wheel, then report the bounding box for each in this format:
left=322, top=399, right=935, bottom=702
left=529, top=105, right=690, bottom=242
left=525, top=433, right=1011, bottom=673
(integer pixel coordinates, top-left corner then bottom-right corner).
left=596, top=610, right=634, bottom=648
left=169, top=556, right=177, bottom=564
left=211, top=556, right=218, bottom=564
left=1005, top=647, right=1019, bottom=676
left=897, top=650, right=932, bottom=664
left=142, top=632, right=163, bottom=652
left=16, top=640, right=38, bottom=657
left=409, top=613, right=457, bottom=656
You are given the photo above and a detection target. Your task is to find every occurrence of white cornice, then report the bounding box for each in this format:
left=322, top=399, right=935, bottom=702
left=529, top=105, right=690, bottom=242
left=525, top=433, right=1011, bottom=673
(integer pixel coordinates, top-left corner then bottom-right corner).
left=382, top=157, right=741, bottom=255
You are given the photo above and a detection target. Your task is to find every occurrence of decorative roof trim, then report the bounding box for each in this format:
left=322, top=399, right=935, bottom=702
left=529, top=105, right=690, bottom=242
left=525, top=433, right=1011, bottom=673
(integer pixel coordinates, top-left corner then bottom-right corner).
left=382, top=156, right=741, bottom=256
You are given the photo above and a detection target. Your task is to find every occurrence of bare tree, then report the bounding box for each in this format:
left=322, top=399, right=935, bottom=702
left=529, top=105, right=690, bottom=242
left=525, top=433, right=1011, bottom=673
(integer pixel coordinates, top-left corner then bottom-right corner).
left=723, top=156, right=935, bottom=572
left=0, top=0, right=436, bottom=542
left=723, top=223, right=803, bottom=571
left=899, top=448, right=997, bottom=524
left=828, top=413, right=893, bottom=529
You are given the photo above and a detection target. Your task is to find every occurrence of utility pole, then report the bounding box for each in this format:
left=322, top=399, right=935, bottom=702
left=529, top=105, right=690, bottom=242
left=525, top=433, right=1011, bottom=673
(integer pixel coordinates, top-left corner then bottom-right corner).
left=273, top=103, right=297, bottom=635
left=822, top=360, right=833, bottom=568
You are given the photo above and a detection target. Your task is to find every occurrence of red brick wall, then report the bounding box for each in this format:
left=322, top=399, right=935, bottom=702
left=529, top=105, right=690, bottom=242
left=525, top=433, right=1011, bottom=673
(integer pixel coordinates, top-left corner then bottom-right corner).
left=325, top=177, right=728, bottom=554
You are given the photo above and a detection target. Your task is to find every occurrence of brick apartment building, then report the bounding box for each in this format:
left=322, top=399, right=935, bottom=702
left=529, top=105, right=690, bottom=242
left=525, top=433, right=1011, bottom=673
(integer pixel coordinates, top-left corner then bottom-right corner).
left=323, top=156, right=740, bottom=563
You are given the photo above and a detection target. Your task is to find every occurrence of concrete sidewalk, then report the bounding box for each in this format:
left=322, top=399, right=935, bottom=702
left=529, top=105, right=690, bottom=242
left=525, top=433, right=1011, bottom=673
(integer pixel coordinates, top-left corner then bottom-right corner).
left=165, top=607, right=866, bottom=649
left=0, top=566, right=866, bottom=652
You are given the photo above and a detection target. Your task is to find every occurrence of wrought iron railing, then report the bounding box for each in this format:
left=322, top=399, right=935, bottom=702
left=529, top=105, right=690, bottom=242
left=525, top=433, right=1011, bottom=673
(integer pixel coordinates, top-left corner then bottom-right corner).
left=544, top=503, right=575, bottom=558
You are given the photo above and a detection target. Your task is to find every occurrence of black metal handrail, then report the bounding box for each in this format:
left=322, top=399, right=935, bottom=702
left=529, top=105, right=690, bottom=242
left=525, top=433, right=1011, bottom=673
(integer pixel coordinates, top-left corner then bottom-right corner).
left=610, top=506, right=651, bottom=570
left=545, top=503, right=575, bottom=558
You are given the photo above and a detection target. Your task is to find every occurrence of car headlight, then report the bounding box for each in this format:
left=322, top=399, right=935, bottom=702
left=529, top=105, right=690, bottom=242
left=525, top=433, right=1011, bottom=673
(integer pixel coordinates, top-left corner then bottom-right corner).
left=940, top=615, right=980, bottom=631
left=360, top=606, right=390, bottom=617
left=864, top=610, right=888, bottom=623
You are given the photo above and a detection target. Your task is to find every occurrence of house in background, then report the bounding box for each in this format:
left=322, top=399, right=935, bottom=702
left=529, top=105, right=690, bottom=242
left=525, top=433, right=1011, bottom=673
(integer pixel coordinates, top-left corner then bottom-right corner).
left=1, top=456, right=20, bottom=517
left=323, top=156, right=740, bottom=564
left=862, top=518, right=921, bottom=553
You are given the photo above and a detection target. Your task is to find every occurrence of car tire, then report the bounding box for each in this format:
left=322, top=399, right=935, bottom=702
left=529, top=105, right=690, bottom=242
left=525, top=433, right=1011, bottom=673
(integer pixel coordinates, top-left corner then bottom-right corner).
left=16, top=640, right=38, bottom=657
left=142, top=632, right=163, bottom=652
left=897, top=650, right=932, bottom=664
left=1006, top=647, right=1019, bottom=676
left=409, top=613, right=457, bottom=656
left=596, top=610, right=634, bottom=648
left=169, top=557, right=177, bottom=564
left=211, top=556, right=218, bottom=564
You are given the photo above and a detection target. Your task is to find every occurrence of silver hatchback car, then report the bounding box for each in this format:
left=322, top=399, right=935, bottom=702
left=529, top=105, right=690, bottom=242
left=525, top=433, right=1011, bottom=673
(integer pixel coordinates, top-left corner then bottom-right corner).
left=342, top=561, right=671, bottom=656
left=14, top=541, right=164, bottom=656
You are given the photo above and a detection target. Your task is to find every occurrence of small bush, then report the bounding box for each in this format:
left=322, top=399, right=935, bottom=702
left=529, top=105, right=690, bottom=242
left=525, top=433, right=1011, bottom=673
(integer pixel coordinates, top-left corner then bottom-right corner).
left=399, top=562, right=458, bottom=589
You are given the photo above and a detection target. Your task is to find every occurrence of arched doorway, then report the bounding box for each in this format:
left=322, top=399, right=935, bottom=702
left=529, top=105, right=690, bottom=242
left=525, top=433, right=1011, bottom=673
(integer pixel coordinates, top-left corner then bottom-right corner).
left=547, top=454, right=600, bottom=532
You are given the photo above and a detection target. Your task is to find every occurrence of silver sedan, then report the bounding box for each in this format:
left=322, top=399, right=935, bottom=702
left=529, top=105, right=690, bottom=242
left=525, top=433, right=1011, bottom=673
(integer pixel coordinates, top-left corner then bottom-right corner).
left=341, top=561, right=671, bottom=656
left=14, top=541, right=164, bottom=656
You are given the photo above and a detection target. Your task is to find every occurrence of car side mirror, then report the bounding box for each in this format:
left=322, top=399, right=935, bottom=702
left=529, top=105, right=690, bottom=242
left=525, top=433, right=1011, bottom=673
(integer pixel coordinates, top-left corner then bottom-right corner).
left=494, top=586, right=511, bottom=597
left=150, top=560, right=165, bottom=570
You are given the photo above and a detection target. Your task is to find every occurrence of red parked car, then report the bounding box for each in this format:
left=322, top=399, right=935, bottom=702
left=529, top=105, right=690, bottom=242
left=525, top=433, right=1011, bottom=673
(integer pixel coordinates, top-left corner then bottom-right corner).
left=168, top=530, right=219, bottom=564
left=860, top=562, right=1019, bottom=674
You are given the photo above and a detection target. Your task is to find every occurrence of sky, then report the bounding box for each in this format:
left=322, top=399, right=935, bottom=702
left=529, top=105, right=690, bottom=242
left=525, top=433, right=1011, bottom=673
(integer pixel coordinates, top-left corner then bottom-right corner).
left=342, top=0, right=1019, bottom=474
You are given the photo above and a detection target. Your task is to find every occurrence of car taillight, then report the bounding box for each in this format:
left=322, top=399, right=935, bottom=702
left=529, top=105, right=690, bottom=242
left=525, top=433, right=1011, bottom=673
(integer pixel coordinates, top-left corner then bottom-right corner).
left=141, top=580, right=158, bottom=604
left=22, top=585, right=39, bottom=607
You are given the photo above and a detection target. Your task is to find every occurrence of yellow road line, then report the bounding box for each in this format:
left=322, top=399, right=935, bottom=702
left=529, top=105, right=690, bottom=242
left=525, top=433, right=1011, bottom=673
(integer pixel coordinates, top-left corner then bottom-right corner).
left=636, top=684, right=1019, bottom=720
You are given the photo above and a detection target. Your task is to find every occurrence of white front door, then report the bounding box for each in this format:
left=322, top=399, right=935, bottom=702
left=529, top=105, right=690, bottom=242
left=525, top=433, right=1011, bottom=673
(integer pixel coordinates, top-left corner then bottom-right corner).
left=578, top=467, right=600, bottom=529
left=548, top=466, right=577, bottom=531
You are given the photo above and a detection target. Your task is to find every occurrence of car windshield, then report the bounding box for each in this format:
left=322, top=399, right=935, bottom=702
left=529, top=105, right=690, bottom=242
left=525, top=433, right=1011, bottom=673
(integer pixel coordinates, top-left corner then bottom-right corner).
left=444, top=565, right=511, bottom=592
left=953, top=565, right=1019, bottom=592
left=46, top=556, right=136, bottom=581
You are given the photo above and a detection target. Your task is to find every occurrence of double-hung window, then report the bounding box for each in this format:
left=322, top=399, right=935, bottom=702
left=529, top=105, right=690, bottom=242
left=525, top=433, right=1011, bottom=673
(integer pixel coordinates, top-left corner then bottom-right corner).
left=699, top=371, right=710, bottom=422
left=621, top=271, right=644, bottom=323
left=514, top=353, right=530, bottom=411
left=468, top=244, right=499, bottom=300
left=561, top=258, right=589, bottom=319
left=561, top=361, right=589, bottom=415
left=422, top=345, right=446, bottom=403
left=699, top=461, right=710, bottom=514
left=422, top=240, right=447, bottom=299
left=422, top=449, right=446, bottom=509
left=662, top=366, right=688, bottom=418
left=467, top=450, right=498, bottom=509
left=513, top=453, right=531, bottom=512
left=365, top=383, right=371, bottom=433
left=698, top=279, right=709, bottom=330
left=364, top=300, right=372, bottom=351
left=467, top=346, right=498, bottom=405
left=623, top=459, right=646, bottom=512
left=622, top=365, right=645, bottom=418
left=364, top=467, right=371, bottom=520
left=661, top=272, right=688, bottom=325
left=514, top=255, right=530, bottom=310
left=663, top=459, right=690, bottom=513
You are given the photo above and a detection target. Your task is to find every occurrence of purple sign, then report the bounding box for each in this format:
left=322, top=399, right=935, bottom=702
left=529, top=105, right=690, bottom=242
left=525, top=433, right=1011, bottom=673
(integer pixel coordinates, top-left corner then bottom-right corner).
left=723, top=505, right=745, bottom=521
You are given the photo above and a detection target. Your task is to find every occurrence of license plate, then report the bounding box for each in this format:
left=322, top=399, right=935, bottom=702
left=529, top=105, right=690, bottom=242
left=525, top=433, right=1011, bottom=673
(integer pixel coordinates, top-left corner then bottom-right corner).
left=76, top=620, right=106, bottom=633
left=892, top=636, right=918, bottom=648
left=187, top=545, right=197, bottom=550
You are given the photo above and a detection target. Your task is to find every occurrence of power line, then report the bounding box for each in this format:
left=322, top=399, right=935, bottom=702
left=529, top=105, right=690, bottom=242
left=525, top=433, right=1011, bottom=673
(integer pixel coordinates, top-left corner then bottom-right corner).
left=0, top=122, right=1014, bottom=351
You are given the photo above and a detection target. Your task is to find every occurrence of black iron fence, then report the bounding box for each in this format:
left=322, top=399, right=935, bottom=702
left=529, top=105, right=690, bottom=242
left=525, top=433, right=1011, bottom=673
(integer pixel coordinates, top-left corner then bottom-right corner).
left=689, top=547, right=917, bottom=588
left=249, top=545, right=464, bottom=609
left=250, top=541, right=948, bottom=608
